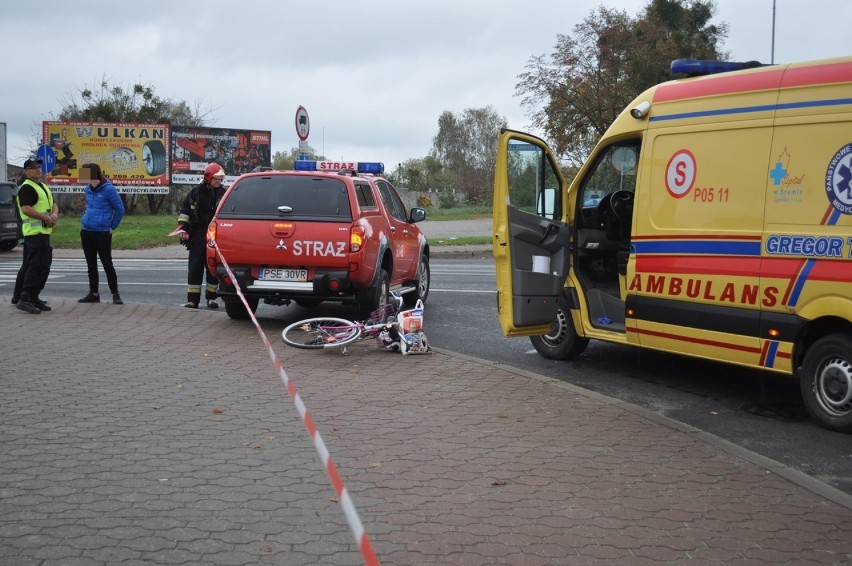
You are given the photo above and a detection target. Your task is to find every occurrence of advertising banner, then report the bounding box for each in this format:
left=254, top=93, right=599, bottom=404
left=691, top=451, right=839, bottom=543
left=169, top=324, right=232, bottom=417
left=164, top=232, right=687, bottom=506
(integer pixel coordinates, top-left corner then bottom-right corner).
left=170, top=126, right=271, bottom=185
left=42, top=122, right=170, bottom=193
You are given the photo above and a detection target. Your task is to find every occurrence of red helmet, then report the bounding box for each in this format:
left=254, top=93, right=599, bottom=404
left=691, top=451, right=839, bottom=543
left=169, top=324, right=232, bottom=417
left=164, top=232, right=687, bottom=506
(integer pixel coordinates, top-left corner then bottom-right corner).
left=203, top=163, right=226, bottom=183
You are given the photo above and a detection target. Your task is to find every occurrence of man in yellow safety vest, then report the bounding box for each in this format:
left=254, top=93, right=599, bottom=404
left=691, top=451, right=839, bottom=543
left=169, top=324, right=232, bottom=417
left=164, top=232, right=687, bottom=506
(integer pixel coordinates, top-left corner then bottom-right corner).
left=13, top=158, right=58, bottom=314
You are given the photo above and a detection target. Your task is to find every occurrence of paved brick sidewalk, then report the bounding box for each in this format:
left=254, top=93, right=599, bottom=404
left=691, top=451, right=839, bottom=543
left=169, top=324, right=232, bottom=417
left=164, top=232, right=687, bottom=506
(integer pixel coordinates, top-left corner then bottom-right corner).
left=2, top=297, right=851, bottom=565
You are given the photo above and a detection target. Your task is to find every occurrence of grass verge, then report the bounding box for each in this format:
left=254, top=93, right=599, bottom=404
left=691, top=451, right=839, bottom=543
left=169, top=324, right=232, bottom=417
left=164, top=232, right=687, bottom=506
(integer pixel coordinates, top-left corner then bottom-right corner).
left=51, top=215, right=178, bottom=249
left=49, top=209, right=493, bottom=249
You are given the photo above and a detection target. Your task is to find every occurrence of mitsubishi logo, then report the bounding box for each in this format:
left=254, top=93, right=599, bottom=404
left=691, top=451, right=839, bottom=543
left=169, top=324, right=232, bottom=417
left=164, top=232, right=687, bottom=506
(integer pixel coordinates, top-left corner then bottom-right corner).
left=276, top=239, right=287, bottom=250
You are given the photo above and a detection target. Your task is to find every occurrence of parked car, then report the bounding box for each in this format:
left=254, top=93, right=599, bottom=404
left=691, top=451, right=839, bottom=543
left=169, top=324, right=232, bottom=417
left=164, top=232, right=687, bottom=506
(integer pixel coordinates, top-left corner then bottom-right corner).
left=0, top=182, right=20, bottom=252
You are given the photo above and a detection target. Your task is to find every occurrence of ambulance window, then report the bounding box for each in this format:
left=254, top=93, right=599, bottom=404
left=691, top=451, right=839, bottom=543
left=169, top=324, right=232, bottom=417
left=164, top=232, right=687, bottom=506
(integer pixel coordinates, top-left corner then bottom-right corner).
left=581, top=141, right=639, bottom=206
left=506, top=139, right=561, bottom=222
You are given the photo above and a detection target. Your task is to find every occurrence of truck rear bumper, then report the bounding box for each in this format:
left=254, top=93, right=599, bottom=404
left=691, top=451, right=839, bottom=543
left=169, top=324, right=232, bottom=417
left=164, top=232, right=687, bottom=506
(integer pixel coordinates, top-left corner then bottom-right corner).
left=247, top=280, right=313, bottom=292
left=216, top=265, right=354, bottom=298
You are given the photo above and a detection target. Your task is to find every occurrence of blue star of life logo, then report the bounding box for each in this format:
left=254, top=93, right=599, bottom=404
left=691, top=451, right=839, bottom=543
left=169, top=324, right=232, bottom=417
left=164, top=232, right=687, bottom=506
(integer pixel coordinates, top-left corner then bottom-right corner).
left=825, top=143, right=852, bottom=215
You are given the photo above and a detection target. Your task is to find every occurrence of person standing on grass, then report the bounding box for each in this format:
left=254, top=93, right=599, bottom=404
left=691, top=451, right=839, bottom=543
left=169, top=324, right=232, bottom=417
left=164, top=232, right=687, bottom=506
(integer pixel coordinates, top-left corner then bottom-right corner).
left=12, top=158, right=58, bottom=314
left=77, top=163, right=125, bottom=305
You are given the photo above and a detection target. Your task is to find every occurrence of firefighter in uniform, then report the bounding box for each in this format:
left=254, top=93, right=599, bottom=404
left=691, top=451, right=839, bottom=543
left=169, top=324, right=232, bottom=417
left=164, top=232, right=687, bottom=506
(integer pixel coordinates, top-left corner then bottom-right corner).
left=176, top=163, right=226, bottom=308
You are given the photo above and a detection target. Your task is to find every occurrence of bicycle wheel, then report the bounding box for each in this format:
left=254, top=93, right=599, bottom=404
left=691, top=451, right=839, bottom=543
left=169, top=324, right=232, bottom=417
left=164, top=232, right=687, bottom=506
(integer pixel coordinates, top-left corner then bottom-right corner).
left=281, top=317, right=362, bottom=349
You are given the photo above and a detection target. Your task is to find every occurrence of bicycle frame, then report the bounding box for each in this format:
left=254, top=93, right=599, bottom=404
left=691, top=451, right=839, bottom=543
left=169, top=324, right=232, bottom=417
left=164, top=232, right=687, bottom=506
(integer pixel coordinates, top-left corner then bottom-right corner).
left=281, top=295, right=429, bottom=354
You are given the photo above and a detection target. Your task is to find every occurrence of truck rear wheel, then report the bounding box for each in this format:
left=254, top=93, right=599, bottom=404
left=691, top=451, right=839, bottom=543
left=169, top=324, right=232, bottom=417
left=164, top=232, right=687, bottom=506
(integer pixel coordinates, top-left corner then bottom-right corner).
left=223, top=296, right=259, bottom=320
left=800, top=333, right=852, bottom=433
left=357, top=268, right=389, bottom=319
left=530, top=307, right=589, bottom=360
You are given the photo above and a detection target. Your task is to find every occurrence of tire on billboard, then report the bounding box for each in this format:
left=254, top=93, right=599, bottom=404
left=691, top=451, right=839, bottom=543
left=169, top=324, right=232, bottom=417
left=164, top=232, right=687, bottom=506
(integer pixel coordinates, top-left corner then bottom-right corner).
left=143, top=140, right=167, bottom=176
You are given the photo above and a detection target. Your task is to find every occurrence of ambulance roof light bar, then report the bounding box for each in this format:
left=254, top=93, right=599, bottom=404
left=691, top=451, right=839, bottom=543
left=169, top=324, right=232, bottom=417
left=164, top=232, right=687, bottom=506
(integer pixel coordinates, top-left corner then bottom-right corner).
left=671, top=59, right=767, bottom=77
left=294, top=160, right=385, bottom=174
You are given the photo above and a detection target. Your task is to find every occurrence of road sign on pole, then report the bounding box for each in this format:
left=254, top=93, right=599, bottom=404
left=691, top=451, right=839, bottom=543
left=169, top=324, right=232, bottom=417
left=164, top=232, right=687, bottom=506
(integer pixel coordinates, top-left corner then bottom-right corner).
left=295, top=106, right=310, bottom=142
left=36, top=144, right=56, bottom=174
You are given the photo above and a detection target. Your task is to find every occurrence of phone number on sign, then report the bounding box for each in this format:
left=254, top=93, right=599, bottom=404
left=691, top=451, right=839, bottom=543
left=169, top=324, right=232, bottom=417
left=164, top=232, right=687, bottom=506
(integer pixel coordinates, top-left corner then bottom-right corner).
left=51, top=187, right=170, bottom=194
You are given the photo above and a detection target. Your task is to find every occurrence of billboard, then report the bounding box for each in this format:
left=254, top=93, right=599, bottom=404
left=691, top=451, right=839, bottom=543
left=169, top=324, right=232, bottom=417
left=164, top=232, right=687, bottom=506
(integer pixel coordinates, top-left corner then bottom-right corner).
left=42, top=122, right=170, bottom=193
left=170, top=126, right=271, bottom=185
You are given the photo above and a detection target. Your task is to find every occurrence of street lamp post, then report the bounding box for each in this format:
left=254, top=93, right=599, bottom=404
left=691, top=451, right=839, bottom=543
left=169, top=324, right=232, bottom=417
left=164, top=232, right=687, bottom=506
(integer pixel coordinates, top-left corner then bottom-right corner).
left=771, top=0, right=776, bottom=64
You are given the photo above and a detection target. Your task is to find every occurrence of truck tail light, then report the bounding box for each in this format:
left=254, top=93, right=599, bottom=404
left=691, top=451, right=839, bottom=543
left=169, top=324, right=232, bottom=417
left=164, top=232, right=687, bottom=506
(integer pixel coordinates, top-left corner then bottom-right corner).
left=350, top=226, right=365, bottom=252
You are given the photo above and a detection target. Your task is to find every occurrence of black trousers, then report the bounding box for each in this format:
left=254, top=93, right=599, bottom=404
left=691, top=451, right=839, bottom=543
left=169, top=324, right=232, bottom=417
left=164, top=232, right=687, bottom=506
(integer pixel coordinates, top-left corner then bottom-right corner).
left=15, top=234, right=52, bottom=302
left=187, top=231, right=218, bottom=302
left=80, top=230, right=119, bottom=294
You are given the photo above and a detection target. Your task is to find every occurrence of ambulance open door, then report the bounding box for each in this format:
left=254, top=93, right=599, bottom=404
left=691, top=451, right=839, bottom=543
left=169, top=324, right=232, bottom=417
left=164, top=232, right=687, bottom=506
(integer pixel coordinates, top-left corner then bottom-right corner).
left=493, top=130, right=571, bottom=337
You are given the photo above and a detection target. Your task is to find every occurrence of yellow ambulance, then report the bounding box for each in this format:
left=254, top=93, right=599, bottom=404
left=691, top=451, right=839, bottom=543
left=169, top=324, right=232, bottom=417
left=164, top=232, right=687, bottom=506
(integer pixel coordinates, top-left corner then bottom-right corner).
left=493, top=56, right=852, bottom=432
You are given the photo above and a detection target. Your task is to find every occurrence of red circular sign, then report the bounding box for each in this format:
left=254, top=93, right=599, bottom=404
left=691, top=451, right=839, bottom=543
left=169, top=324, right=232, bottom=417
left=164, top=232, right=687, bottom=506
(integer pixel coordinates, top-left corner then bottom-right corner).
left=295, top=106, right=310, bottom=141
left=665, top=149, right=696, bottom=198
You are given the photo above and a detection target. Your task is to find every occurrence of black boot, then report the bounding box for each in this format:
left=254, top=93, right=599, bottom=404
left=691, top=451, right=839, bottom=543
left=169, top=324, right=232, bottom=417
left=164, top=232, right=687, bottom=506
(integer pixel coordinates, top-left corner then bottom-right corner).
left=184, top=292, right=200, bottom=308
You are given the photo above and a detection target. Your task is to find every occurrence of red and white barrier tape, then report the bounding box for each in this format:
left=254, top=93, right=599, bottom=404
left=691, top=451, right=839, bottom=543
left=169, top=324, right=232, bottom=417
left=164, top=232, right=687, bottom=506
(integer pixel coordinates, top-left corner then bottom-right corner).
left=213, top=243, right=380, bottom=566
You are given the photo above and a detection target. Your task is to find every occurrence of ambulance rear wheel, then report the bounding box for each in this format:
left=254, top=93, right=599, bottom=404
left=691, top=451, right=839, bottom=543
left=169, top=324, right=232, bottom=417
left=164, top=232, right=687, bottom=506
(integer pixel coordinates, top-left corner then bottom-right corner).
left=800, top=333, right=852, bottom=433
left=530, top=307, right=589, bottom=360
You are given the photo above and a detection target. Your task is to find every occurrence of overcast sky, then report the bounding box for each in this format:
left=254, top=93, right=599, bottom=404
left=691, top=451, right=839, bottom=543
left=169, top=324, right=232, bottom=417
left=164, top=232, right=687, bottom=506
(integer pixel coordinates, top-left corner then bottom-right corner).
left=1, top=0, right=849, bottom=173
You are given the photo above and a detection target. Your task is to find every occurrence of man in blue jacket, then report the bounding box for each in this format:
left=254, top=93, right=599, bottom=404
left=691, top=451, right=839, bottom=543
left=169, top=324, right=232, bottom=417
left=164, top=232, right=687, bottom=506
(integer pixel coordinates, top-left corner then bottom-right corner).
left=77, top=163, right=125, bottom=304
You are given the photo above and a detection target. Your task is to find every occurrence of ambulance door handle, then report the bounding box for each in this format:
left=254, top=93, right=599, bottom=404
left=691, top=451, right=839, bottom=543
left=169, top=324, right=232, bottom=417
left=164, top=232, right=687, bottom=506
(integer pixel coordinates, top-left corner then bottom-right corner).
left=538, top=223, right=559, bottom=244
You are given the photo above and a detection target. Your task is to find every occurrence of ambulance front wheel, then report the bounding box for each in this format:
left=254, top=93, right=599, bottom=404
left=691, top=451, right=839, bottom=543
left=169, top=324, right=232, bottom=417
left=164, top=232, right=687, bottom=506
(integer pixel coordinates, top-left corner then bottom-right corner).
left=530, top=307, right=589, bottom=360
left=800, top=332, right=852, bottom=433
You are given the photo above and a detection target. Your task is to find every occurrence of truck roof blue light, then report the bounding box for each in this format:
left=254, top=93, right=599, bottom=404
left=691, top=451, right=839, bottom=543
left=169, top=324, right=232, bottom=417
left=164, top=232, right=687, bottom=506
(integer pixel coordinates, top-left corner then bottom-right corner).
left=294, top=160, right=385, bottom=174
left=357, top=162, right=385, bottom=174
left=671, top=59, right=766, bottom=77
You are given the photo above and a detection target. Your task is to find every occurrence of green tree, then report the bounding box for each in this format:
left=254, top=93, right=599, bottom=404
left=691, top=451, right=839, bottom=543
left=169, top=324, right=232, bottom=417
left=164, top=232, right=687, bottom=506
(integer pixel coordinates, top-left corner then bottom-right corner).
left=58, top=77, right=211, bottom=214
left=388, top=156, right=458, bottom=208
left=516, top=0, right=727, bottom=164
left=271, top=145, right=326, bottom=170
left=431, top=106, right=507, bottom=204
